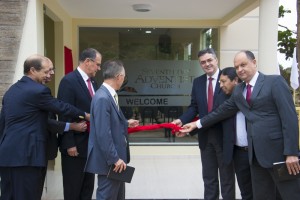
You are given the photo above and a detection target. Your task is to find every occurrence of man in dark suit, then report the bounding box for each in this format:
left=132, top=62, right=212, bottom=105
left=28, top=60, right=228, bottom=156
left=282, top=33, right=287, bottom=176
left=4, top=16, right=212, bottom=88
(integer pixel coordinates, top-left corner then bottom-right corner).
left=217, top=67, right=253, bottom=200
left=57, top=48, right=101, bottom=200
left=38, top=62, right=88, bottom=199
left=85, top=60, right=139, bottom=200
left=173, top=48, right=235, bottom=200
left=0, top=54, right=88, bottom=200
left=181, top=50, right=300, bottom=199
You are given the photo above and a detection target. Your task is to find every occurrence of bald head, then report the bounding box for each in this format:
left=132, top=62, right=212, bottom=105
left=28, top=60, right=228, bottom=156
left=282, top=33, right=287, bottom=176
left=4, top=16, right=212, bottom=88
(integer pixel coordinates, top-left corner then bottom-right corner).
left=23, top=54, right=47, bottom=75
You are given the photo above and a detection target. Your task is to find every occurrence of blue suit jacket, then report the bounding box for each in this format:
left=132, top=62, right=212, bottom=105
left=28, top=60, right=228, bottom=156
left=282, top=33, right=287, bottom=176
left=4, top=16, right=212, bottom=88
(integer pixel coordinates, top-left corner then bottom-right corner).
left=179, top=72, right=225, bottom=150
left=201, top=73, right=299, bottom=168
left=85, top=85, right=129, bottom=175
left=57, top=69, right=97, bottom=157
left=0, top=76, right=85, bottom=167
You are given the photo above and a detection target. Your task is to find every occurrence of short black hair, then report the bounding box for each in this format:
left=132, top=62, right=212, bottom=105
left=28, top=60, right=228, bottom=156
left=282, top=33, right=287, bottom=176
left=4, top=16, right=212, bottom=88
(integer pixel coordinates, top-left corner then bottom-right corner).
left=197, top=48, right=217, bottom=58
left=79, top=48, right=100, bottom=62
left=221, top=67, right=242, bottom=83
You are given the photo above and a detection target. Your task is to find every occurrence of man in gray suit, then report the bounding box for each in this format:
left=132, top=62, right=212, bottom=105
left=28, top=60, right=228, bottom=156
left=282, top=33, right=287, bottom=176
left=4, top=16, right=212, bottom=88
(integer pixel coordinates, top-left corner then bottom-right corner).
left=180, top=50, right=300, bottom=200
left=85, top=60, right=139, bottom=200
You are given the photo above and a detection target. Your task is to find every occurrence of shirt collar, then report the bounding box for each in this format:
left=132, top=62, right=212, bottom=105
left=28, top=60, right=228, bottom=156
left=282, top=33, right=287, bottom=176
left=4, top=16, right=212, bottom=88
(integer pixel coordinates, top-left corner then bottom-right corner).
left=102, top=82, right=116, bottom=97
left=77, top=67, right=89, bottom=81
left=248, top=71, right=259, bottom=87
left=207, top=68, right=220, bottom=80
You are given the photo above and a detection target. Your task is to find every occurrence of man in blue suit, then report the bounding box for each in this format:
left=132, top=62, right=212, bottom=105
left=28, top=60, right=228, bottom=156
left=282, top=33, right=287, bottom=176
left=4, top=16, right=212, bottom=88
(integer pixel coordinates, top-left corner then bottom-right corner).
left=173, top=48, right=235, bottom=200
left=85, top=60, right=139, bottom=200
left=0, top=54, right=89, bottom=200
left=57, top=48, right=101, bottom=200
left=181, top=50, right=300, bottom=200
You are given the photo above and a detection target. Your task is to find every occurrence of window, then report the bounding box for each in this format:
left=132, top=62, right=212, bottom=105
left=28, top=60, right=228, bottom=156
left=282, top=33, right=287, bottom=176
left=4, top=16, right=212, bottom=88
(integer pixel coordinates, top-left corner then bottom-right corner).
left=79, top=27, right=219, bottom=145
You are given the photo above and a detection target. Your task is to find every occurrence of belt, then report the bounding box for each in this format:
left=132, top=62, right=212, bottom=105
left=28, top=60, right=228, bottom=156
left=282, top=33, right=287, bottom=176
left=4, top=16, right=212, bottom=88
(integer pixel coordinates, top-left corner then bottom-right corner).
left=234, top=145, right=248, bottom=151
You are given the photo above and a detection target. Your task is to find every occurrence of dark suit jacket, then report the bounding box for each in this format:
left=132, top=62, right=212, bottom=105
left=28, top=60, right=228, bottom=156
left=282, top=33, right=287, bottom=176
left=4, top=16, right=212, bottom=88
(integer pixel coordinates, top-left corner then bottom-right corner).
left=179, top=71, right=225, bottom=150
left=0, top=76, right=85, bottom=167
left=85, top=85, right=129, bottom=175
left=47, top=113, right=66, bottom=160
left=214, top=94, right=236, bottom=165
left=201, top=73, right=299, bottom=168
left=57, top=69, right=97, bottom=158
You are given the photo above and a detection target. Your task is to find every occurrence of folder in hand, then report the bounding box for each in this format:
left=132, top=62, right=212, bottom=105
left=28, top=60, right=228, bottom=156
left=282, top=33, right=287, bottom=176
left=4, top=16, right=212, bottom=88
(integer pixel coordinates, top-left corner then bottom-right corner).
left=107, top=165, right=135, bottom=183
left=273, top=160, right=300, bottom=181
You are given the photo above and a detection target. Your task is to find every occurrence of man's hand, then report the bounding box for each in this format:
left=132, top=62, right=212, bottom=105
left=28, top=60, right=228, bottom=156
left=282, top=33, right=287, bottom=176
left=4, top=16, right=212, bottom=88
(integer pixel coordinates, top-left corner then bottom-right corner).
left=85, top=113, right=90, bottom=121
left=70, top=121, right=87, bottom=132
left=181, top=122, right=197, bottom=133
left=286, top=156, right=300, bottom=175
left=67, top=146, right=79, bottom=157
left=114, top=159, right=127, bottom=173
left=171, top=119, right=182, bottom=127
left=128, top=119, right=139, bottom=128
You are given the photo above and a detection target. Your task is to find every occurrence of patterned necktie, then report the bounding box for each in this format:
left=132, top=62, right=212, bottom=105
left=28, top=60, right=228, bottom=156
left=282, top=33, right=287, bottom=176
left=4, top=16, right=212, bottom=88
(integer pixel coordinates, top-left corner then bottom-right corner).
left=87, top=78, right=94, bottom=97
left=246, top=84, right=252, bottom=105
left=114, top=93, right=119, bottom=109
left=207, top=77, right=214, bottom=112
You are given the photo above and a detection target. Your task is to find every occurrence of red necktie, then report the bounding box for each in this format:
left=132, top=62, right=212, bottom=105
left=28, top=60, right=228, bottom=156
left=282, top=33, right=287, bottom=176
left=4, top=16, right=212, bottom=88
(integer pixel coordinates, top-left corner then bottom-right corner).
left=87, top=78, right=94, bottom=97
left=246, top=84, right=252, bottom=105
left=207, top=77, right=214, bottom=112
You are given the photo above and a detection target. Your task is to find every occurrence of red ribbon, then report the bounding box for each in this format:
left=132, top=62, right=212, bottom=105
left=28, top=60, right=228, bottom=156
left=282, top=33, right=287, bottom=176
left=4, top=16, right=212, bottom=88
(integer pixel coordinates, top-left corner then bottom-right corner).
left=128, top=123, right=181, bottom=135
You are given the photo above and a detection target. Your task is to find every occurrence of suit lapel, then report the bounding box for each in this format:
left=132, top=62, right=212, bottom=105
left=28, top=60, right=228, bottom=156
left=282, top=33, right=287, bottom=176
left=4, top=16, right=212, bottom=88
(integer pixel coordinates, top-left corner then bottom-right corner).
left=236, top=82, right=249, bottom=107
left=91, top=78, right=98, bottom=92
left=101, top=85, right=123, bottom=119
left=213, top=72, right=222, bottom=101
left=199, top=76, right=208, bottom=112
left=250, top=73, right=264, bottom=103
left=74, top=70, right=93, bottom=100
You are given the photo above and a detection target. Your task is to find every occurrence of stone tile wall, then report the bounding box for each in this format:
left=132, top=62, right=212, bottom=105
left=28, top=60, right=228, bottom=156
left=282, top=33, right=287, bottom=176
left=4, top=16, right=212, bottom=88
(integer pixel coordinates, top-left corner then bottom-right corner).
left=0, top=0, right=28, bottom=108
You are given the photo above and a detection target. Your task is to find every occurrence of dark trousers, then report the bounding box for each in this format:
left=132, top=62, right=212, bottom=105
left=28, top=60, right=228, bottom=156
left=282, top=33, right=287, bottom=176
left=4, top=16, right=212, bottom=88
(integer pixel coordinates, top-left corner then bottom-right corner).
left=38, top=166, right=47, bottom=199
left=0, top=166, right=44, bottom=200
left=61, top=154, right=95, bottom=200
left=233, top=147, right=253, bottom=200
left=251, top=156, right=300, bottom=200
left=97, top=175, right=125, bottom=200
left=200, top=134, right=235, bottom=200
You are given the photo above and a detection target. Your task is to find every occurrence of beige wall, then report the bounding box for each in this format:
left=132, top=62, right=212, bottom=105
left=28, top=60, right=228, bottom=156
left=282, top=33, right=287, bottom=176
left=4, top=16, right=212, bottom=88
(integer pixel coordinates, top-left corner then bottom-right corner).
left=219, top=8, right=259, bottom=69
left=41, top=0, right=73, bottom=94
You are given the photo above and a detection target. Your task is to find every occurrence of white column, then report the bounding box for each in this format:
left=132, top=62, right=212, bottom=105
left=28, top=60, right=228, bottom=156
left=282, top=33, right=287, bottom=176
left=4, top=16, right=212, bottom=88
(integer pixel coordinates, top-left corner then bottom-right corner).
left=13, top=0, right=44, bottom=82
left=258, top=0, right=279, bottom=74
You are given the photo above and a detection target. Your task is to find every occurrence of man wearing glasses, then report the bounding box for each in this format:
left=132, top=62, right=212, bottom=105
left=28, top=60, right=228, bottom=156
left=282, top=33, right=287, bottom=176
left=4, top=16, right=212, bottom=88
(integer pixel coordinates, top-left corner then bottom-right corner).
left=57, top=48, right=102, bottom=200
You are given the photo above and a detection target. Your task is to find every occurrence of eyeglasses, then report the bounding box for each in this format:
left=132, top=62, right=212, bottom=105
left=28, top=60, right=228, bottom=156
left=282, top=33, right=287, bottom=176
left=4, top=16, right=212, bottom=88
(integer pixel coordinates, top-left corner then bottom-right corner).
left=88, top=58, right=101, bottom=67
left=116, top=73, right=125, bottom=78
left=44, top=67, right=55, bottom=74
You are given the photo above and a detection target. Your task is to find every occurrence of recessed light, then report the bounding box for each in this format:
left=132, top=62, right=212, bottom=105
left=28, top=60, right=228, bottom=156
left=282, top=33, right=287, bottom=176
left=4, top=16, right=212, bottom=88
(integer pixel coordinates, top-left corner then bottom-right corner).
left=132, top=4, right=152, bottom=12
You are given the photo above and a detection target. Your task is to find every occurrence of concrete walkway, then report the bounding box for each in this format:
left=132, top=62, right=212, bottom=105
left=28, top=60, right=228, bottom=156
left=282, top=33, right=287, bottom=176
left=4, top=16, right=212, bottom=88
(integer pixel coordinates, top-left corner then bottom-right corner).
left=42, top=146, right=242, bottom=199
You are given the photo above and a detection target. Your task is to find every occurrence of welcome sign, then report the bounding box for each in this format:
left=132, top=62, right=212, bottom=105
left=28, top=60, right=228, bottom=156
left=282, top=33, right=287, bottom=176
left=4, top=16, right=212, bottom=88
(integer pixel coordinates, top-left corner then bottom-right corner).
left=119, top=60, right=204, bottom=107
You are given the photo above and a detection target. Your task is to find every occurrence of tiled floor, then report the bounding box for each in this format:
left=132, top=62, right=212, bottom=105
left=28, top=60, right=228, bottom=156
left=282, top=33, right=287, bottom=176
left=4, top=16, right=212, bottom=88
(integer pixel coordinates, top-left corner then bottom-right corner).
left=42, top=146, right=242, bottom=200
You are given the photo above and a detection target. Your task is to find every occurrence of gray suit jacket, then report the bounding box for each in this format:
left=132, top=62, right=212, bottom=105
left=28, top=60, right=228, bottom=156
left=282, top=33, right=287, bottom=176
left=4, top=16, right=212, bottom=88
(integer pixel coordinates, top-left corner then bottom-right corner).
left=201, top=73, right=299, bottom=168
left=85, top=85, right=129, bottom=175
